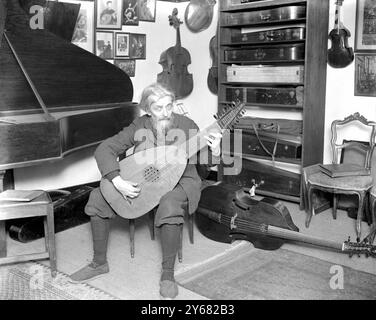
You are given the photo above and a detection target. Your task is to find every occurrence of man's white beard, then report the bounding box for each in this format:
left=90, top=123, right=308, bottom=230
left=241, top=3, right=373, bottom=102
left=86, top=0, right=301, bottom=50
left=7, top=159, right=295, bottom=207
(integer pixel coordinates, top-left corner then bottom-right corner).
left=152, top=114, right=174, bottom=138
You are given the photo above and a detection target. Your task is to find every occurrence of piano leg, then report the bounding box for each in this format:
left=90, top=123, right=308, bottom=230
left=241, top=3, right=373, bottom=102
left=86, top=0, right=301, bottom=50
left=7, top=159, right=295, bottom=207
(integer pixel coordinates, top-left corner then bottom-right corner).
left=0, top=169, right=15, bottom=257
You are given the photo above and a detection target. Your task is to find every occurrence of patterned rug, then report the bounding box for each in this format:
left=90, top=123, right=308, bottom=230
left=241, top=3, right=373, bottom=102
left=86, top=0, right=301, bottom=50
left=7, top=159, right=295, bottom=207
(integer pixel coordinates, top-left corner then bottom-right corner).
left=175, top=242, right=376, bottom=300
left=0, top=262, right=119, bottom=300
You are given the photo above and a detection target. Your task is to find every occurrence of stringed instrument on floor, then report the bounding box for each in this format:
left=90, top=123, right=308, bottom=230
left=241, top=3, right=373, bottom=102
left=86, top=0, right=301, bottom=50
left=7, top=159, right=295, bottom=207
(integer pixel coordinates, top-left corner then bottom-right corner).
left=327, top=0, right=354, bottom=68
left=100, top=102, right=245, bottom=219
left=196, top=183, right=376, bottom=258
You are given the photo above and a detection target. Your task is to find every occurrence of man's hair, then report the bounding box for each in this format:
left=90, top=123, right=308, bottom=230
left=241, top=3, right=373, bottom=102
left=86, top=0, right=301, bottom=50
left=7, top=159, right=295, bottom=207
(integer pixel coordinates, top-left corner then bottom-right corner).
left=139, top=83, right=175, bottom=113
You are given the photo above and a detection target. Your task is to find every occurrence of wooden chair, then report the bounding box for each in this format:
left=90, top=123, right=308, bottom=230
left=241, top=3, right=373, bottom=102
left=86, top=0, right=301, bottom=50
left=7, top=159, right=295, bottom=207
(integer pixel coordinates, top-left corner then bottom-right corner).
left=303, top=113, right=376, bottom=241
left=0, top=190, right=57, bottom=277
left=366, top=187, right=376, bottom=244
left=128, top=208, right=194, bottom=262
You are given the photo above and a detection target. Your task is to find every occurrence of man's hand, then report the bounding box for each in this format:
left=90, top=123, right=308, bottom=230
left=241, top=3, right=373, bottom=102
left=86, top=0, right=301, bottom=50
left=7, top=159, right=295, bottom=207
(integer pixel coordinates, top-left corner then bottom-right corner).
left=112, top=176, right=140, bottom=199
left=204, top=132, right=222, bottom=157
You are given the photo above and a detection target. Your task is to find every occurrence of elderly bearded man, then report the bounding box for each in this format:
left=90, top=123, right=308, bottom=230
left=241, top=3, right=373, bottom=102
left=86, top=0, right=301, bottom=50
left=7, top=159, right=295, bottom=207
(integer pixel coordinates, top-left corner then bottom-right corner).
left=69, top=83, right=222, bottom=299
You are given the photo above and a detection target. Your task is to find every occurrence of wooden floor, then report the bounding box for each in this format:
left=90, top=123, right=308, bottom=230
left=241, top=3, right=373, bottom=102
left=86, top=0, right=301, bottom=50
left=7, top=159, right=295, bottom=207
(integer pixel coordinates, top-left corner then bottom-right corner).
left=5, top=198, right=376, bottom=300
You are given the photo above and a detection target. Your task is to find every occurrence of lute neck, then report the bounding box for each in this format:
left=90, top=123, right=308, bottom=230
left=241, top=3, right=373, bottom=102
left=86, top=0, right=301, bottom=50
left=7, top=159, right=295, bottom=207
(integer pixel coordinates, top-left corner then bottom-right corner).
left=198, top=207, right=344, bottom=252
left=176, top=26, right=181, bottom=50
left=334, top=2, right=344, bottom=30
left=267, top=225, right=343, bottom=251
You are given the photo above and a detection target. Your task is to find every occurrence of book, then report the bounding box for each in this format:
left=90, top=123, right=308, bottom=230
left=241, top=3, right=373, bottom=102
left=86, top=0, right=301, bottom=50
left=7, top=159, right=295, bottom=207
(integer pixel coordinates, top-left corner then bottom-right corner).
left=0, top=190, right=44, bottom=202
left=319, top=164, right=370, bottom=178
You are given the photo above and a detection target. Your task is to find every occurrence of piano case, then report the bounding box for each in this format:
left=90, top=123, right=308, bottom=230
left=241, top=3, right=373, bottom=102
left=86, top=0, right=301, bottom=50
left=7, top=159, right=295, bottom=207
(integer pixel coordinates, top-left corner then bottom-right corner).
left=223, top=5, right=306, bottom=25
left=225, top=130, right=302, bottom=161
left=222, top=156, right=301, bottom=199
left=225, top=86, right=304, bottom=106
left=7, top=185, right=94, bottom=243
left=224, top=43, right=305, bottom=63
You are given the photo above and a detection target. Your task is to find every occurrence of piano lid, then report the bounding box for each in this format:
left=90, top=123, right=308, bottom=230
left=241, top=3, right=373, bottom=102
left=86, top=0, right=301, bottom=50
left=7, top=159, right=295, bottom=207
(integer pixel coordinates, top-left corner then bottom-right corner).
left=0, top=0, right=134, bottom=116
left=0, top=0, right=5, bottom=47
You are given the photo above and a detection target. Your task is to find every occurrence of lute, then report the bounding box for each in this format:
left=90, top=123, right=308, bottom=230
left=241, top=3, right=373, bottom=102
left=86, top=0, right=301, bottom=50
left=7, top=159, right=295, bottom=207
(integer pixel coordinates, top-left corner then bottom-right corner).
left=100, top=102, right=245, bottom=219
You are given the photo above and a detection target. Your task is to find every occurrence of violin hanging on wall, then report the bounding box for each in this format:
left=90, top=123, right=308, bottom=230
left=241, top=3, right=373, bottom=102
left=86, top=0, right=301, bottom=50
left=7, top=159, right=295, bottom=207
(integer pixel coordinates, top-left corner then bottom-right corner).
left=327, top=0, right=354, bottom=68
left=207, top=33, right=218, bottom=94
left=157, top=8, right=193, bottom=99
left=184, top=0, right=216, bottom=33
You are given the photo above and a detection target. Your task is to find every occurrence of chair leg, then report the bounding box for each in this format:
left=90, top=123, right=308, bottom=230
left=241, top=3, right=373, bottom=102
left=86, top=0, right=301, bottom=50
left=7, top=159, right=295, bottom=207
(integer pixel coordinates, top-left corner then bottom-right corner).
left=188, top=214, right=194, bottom=244
left=129, top=219, right=135, bottom=258
left=148, top=210, right=155, bottom=240
left=356, top=192, right=366, bottom=242
left=0, top=221, right=6, bottom=258
left=46, top=204, right=57, bottom=277
left=305, top=186, right=314, bottom=228
left=332, top=194, right=337, bottom=220
left=178, top=224, right=183, bottom=263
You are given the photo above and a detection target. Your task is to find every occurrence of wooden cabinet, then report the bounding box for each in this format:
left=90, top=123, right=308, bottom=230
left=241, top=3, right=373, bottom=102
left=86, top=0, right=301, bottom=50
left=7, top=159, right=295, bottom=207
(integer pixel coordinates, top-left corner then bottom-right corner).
left=217, top=0, right=329, bottom=202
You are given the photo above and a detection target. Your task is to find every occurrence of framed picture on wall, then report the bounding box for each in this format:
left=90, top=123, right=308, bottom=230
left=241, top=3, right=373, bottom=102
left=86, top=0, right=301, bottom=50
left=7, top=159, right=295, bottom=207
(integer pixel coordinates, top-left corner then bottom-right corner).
left=354, top=53, right=376, bottom=96
left=96, top=31, right=114, bottom=59
left=96, top=0, right=123, bottom=29
left=115, top=32, right=130, bottom=57
left=138, top=0, right=156, bottom=22
left=129, top=33, right=146, bottom=59
left=355, top=0, right=376, bottom=51
left=114, top=59, right=136, bottom=77
left=122, top=0, right=139, bottom=25
left=63, top=0, right=95, bottom=53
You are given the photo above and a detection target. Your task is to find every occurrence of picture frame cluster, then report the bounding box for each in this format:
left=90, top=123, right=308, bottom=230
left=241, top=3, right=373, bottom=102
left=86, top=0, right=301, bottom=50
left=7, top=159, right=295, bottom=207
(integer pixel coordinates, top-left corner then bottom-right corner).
left=354, top=0, right=376, bottom=97
left=65, top=0, right=156, bottom=78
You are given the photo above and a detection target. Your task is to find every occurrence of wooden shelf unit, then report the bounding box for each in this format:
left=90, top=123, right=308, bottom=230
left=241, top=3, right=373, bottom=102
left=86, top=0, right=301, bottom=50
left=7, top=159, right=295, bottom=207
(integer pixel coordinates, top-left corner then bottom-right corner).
left=217, top=0, right=329, bottom=202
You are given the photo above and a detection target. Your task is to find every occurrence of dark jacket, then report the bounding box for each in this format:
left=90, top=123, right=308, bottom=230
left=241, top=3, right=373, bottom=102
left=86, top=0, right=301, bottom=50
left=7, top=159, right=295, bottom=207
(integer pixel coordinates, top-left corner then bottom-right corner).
left=94, top=113, right=219, bottom=214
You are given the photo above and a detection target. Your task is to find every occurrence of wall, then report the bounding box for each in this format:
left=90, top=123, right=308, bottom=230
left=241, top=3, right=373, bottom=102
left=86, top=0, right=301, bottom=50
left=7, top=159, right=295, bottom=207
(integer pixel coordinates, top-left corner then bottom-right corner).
left=14, top=0, right=219, bottom=190
left=324, top=0, right=376, bottom=163
left=14, top=0, right=376, bottom=190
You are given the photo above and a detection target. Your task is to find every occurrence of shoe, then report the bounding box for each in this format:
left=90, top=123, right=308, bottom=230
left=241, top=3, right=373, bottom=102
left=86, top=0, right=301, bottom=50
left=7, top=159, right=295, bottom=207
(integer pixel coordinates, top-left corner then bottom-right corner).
left=159, top=280, right=178, bottom=299
left=69, top=261, right=109, bottom=283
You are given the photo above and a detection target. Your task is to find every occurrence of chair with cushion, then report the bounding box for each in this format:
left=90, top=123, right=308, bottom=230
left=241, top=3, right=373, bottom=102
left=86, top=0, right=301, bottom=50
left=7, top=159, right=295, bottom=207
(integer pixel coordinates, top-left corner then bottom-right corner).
left=303, top=112, right=376, bottom=242
left=366, top=187, right=376, bottom=244
left=0, top=190, right=57, bottom=277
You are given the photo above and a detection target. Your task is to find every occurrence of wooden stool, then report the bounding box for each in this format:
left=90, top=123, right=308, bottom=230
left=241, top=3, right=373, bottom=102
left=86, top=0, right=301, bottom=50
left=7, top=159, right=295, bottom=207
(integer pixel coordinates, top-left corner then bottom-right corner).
left=128, top=210, right=194, bottom=262
left=0, top=191, right=57, bottom=277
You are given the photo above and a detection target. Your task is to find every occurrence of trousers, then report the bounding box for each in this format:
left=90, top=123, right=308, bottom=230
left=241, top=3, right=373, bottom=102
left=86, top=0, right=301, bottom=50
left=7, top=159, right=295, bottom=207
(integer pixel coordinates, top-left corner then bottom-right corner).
left=84, top=183, right=189, bottom=226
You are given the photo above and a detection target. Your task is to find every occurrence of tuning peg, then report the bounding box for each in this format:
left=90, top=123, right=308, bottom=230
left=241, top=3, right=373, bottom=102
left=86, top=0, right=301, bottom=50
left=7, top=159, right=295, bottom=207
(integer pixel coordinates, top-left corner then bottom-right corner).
left=213, top=114, right=218, bottom=120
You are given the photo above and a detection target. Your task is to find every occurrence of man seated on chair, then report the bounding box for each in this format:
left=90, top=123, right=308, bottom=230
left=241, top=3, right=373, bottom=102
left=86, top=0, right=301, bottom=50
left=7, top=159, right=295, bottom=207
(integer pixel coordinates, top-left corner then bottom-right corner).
left=69, top=83, right=222, bottom=299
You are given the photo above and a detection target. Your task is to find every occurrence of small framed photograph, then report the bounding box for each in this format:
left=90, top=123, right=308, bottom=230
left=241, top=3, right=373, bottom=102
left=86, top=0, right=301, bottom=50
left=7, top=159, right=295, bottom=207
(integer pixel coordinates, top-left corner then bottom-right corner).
left=138, top=0, right=156, bottom=22
left=114, top=59, right=136, bottom=77
left=355, top=0, right=376, bottom=51
left=96, top=31, right=114, bottom=60
left=123, top=0, right=139, bottom=25
left=63, top=0, right=95, bottom=53
left=129, top=33, right=146, bottom=59
left=96, top=0, right=123, bottom=29
left=115, top=32, right=130, bottom=57
left=354, top=53, right=376, bottom=96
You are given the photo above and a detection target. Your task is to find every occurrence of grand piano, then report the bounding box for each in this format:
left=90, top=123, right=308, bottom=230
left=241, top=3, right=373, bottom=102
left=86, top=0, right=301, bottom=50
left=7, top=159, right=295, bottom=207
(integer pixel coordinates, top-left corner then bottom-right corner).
left=0, top=0, right=139, bottom=256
